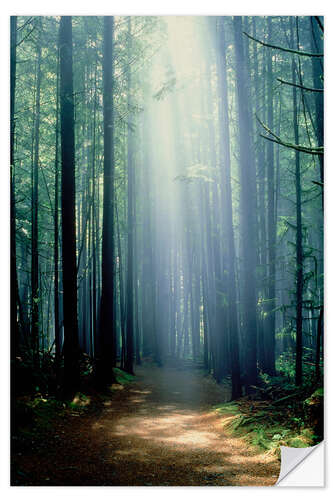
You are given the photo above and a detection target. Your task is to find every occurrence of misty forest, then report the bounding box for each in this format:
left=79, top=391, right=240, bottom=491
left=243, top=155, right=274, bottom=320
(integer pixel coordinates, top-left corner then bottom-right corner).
left=11, top=16, right=323, bottom=486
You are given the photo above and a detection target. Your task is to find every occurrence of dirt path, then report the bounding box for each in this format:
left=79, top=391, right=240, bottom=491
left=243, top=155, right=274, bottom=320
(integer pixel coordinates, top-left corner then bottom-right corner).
left=13, top=365, right=280, bottom=486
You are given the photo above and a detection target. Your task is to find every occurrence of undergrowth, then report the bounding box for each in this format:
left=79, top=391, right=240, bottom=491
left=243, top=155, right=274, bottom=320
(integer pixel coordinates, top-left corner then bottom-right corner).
left=215, top=402, right=316, bottom=456
left=12, top=365, right=136, bottom=457
left=113, top=367, right=136, bottom=385
left=214, top=370, right=323, bottom=457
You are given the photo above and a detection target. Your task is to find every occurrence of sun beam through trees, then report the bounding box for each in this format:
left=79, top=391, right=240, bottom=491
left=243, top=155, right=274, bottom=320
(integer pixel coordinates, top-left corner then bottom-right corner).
left=11, top=15, right=323, bottom=486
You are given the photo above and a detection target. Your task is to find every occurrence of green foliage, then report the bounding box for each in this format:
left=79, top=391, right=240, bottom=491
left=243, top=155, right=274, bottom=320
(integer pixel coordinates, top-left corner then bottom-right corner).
left=276, top=350, right=296, bottom=379
left=276, top=349, right=319, bottom=386
left=68, top=392, right=90, bottom=409
left=114, top=367, right=136, bottom=384
left=312, top=387, right=323, bottom=397
left=222, top=410, right=317, bottom=455
left=215, top=368, right=323, bottom=455
left=277, top=215, right=293, bottom=240
left=213, top=402, right=239, bottom=415
left=14, top=395, right=66, bottom=439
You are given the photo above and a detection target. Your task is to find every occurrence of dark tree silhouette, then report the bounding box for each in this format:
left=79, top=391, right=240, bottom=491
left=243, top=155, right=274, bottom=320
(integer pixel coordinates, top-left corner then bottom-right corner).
left=59, top=16, right=80, bottom=397
left=96, top=16, right=117, bottom=387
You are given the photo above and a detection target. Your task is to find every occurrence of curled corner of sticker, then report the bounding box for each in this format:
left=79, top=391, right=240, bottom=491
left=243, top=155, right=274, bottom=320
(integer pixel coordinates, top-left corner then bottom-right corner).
left=275, top=441, right=324, bottom=487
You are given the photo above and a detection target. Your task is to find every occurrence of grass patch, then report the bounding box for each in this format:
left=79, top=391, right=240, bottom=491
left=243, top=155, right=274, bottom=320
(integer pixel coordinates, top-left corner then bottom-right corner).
left=114, top=368, right=136, bottom=385
left=213, top=402, right=239, bottom=415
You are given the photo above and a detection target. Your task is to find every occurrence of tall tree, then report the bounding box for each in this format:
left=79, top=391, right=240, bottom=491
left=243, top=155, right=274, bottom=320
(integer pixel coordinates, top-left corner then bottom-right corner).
left=54, top=48, right=61, bottom=373
left=96, top=16, right=116, bottom=386
left=31, top=17, right=42, bottom=368
left=10, top=17, right=25, bottom=445
left=290, top=19, right=304, bottom=386
left=217, top=17, right=242, bottom=398
left=125, top=17, right=135, bottom=374
left=233, top=16, right=258, bottom=391
left=265, top=17, right=277, bottom=375
left=310, top=16, right=324, bottom=188
left=59, top=16, right=80, bottom=397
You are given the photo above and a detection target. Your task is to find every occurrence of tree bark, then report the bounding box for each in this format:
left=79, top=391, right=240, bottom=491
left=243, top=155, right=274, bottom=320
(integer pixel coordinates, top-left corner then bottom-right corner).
left=233, top=16, right=258, bottom=391
left=291, top=30, right=303, bottom=387
left=96, top=16, right=117, bottom=386
left=217, top=17, right=242, bottom=398
left=125, top=17, right=134, bottom=374
left=31, top=17, right=42, bottom=368
left=10, top=16, right=21, bottom=364
left=54, top=47, right=61, bottom=374
left=265, top=17, right=277, bottom=375
left=59, top=16, right=80, bottom=397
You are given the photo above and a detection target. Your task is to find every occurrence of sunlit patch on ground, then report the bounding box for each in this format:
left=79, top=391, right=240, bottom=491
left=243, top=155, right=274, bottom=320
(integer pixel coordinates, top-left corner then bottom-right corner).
left=110, top=383, right=124, bottom=391
left=129, top=389, right=152, bottom=395
left=156, top=405, right=177, bottom=411
left=162, top=429, right=216, bottom=447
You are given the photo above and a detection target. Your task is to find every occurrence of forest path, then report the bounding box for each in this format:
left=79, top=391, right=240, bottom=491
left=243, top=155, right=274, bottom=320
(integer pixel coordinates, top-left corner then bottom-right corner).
left=16, top=364, right=280, bottom=486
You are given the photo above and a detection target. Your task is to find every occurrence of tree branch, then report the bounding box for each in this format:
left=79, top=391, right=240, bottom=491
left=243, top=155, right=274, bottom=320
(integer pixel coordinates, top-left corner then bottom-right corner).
left=16, top=26, right=36, bottom=47
left=260, top=134, right=323, bottom=156
left=277, top=77, right=323, bottom=93
left=256, top=114, right=323, bottom=156
left=315, top=16, right=324, bottom=32
left=243, top=31, right=323, bottom=58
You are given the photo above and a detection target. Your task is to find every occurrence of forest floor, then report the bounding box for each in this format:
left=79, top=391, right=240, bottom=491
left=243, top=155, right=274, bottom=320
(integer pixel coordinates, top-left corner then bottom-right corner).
left=12, top=363, right=281, bottom=486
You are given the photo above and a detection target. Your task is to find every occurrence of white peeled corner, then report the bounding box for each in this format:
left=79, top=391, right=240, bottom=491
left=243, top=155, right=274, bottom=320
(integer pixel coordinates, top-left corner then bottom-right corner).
left=275, top=441, right=324, bottom=486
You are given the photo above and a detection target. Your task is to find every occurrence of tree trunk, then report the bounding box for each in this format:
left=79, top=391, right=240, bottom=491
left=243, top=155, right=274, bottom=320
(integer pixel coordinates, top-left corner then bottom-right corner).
left=310, top=17, right=324, bottom=191
left=265, top=17, right=277, bottom=375
left=217, top=17, right=242, bottom=398
left=315, top=306, right=323, bottom=381
left=96, top=16, right=117, bottom=386
left=125, top=17, right=134, bottom=374
left=287, top=18, right=303, bottom=386
left=31, top=17, right=42, bottom=368
left=59, top=16, right=80, bottom=397
left=10, top=16, right=21, bottom=364
left=54, top=47, right=61, bottom=374
left=233, top=16, right=258, bottom=391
